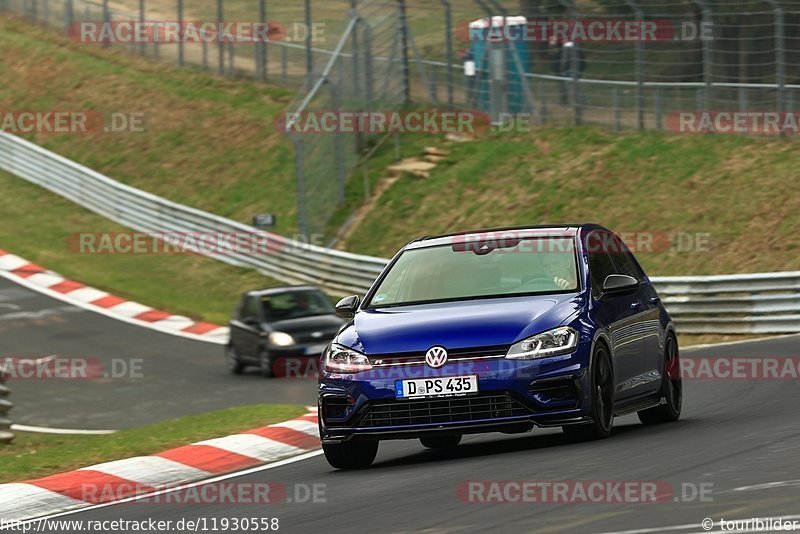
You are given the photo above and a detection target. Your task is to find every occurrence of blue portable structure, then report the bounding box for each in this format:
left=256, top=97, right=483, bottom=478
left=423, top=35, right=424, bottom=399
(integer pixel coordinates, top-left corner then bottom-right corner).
left=465, top=16, right=531, bottom=119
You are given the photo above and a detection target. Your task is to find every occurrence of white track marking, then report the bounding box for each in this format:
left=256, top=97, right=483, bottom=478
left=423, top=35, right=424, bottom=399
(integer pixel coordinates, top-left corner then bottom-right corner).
left=0, top=484, right=84, bottom=522
left=78, top=457, right=211, bottom=487
left=16, top=450, right=324, bottom=524
left=0, top=271, right=227, bottom=344
left=11, top=425, right=117, bottom=435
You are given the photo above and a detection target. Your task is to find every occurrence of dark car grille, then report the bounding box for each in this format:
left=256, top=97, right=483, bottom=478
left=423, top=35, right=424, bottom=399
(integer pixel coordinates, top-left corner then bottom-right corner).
left=356, top=393, right=532, bottom=427
left=370, top=346, right=508, bottom=366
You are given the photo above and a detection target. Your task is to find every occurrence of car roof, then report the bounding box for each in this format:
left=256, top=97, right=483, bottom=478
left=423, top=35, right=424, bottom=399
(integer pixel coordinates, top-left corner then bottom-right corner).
left=244, top=286, right=323, bottom=298
left=404, top=224, right=600, bottom=250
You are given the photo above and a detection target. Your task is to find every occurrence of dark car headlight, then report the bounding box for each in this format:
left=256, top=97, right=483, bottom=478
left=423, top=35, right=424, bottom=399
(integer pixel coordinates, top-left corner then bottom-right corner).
left=324, top=343, right=373, bottom=373
left=505, top=327, right=578, bottom=360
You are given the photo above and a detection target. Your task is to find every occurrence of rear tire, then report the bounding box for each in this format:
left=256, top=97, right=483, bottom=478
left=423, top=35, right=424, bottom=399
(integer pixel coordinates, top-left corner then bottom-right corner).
left=563, top=344, right=615, bottom=441
left=322, top=441, right=378, bottom=470
left=420, top=434, right=462, bottom=449
left=638, top=334, right=682, bottom=425
left=226, top=344, right=244, bottom=375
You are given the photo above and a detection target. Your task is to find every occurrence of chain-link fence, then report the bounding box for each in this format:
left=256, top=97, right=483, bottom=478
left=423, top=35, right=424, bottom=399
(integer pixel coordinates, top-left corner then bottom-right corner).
left=3, top=0, right=800, bottom=234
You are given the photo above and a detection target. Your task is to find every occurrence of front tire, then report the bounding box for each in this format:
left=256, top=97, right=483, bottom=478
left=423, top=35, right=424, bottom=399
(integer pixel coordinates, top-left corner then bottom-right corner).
left=420, top=434, right=462, bottom=449
left=638, top=334, right=682, bottom=425
left=322, top=441, right=378, bottom=469
left=226, top=344, right=244, bottom=375
left=563, top=344, right=615, bottom=440
left=258, top=350, right=274, bottom=378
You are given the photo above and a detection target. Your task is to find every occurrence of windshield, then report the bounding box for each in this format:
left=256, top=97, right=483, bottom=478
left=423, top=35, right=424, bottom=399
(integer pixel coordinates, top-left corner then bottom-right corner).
left=261, top=290, right=335, bottom=321
left=366, top=237, right=580, bottom=308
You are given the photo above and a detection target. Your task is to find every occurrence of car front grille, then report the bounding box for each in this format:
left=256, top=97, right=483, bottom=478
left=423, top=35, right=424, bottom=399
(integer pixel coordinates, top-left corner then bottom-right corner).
left=356, top=393, right=532, bottom=427
left=369, top=346, right=508, bottom=367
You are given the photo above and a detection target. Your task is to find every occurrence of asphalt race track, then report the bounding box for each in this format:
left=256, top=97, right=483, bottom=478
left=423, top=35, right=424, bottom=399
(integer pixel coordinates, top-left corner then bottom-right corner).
left=0, top=277, right=317, bottom=429
left=41, top=334, right=800, bottom=533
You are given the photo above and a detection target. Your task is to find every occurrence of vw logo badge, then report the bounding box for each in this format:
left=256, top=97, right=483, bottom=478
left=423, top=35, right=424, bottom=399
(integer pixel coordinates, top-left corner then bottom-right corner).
left=425, top=346, right=448, bottom=368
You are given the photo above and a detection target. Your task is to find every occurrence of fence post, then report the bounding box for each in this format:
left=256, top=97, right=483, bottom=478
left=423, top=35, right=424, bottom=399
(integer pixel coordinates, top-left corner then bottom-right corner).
left=624, top=0, right=645, bottom=131
left=764, top=0, right=785, bottom=134
left=613, top=87, right=621, bottom=131
left=304, top=0, right=313, bottom=79
left=440, top=0, right=454, bottom=108
left=293, top=136, right=308, bottom=237
left=655, top=86, right=663, bottom=130
left=691, top=0, right=711, bottom=110
left=102, top=0, right=110, bottom=49
left=0, top=367, right=12, bottom=445
left=258, top=0, right=267, bottom=81
left=138, top=0, right=146, bottom=56
left=217, top=0, right=225, bottom=75
left=177, top=0, right=184, bottom=67
left=398, top=0, right=410, bottom=104
left=43, top=0, right=49, bottom=24
left=64, top=0, right=73, bottom=33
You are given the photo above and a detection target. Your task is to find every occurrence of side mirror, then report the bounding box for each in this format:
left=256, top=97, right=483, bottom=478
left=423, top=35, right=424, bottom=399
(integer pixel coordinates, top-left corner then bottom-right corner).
left=602, top=274, right=639, bottom=293
left=335, top=295, right=360, bottom=319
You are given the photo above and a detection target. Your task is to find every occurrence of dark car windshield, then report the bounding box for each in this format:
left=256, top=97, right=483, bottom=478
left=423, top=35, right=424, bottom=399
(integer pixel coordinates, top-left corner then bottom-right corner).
left=366, top=236, right=580, bottom=308
left=261, top=290, right=335, bottom=321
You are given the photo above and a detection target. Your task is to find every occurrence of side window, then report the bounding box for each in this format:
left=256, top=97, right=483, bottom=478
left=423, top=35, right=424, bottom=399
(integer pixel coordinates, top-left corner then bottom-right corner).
left=607, top=235, right=645, bottom=281
left=587, top=231, right=617, bottom=298
left=240, top=296, right=258, bottom=321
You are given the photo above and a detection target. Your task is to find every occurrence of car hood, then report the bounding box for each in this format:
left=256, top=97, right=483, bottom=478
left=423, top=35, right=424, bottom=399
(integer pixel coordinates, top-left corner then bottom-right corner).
left=267, top=314, right=344, bottom=336
left=336, top=294, right=583, bottom=355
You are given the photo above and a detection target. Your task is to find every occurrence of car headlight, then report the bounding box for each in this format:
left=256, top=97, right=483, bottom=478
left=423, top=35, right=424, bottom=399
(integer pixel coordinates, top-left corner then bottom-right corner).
left=505, top=327, right=578, bottom=360
left=268, top=331, right=295, bottom=347
left=324, top=343, right=372, bottom=373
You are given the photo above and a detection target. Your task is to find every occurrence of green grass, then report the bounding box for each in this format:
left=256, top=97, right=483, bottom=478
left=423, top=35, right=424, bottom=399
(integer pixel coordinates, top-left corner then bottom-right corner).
left=0, top=170, right=281, bottom=325
left=341, top=126, right=800, bottom=276
left=0, top=404, right=307, bottom=483
left=0, top=15, right=300, bottom=236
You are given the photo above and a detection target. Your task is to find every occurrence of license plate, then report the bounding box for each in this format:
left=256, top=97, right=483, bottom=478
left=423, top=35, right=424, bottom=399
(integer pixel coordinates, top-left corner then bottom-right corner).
left=395, top=375, right=479, bottom=399
left=304, top=343, right=328, bottom=355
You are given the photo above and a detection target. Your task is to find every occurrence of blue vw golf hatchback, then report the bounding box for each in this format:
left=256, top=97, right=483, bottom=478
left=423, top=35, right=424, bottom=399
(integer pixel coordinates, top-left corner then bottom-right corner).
left=319, top=225, right=682, bottom=469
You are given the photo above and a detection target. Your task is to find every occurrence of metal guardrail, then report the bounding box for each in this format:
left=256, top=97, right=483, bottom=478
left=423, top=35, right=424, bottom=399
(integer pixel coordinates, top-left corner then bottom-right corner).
left=1, top=131, right=799, bottom=334
left=0, top=366, right=12, bottom=444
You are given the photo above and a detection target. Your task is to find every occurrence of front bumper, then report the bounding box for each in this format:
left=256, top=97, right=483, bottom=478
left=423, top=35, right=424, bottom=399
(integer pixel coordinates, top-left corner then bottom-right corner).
left=318, top=345, right=592, bottom=443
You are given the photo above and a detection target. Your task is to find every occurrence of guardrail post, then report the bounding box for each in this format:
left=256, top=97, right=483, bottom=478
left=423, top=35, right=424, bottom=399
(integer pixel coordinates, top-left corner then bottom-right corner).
left=0, top=367, right=13, bottom=444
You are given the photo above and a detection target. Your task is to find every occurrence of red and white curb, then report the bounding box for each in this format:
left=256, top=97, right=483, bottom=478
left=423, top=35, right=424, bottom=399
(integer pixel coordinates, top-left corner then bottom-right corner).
left=0, top=409, right=320, bottom=521
left=0, top=249, right=229, bottom=344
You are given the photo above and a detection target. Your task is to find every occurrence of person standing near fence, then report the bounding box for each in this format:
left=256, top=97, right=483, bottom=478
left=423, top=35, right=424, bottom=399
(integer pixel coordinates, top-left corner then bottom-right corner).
left=559, top=40, right=586, bottom=105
